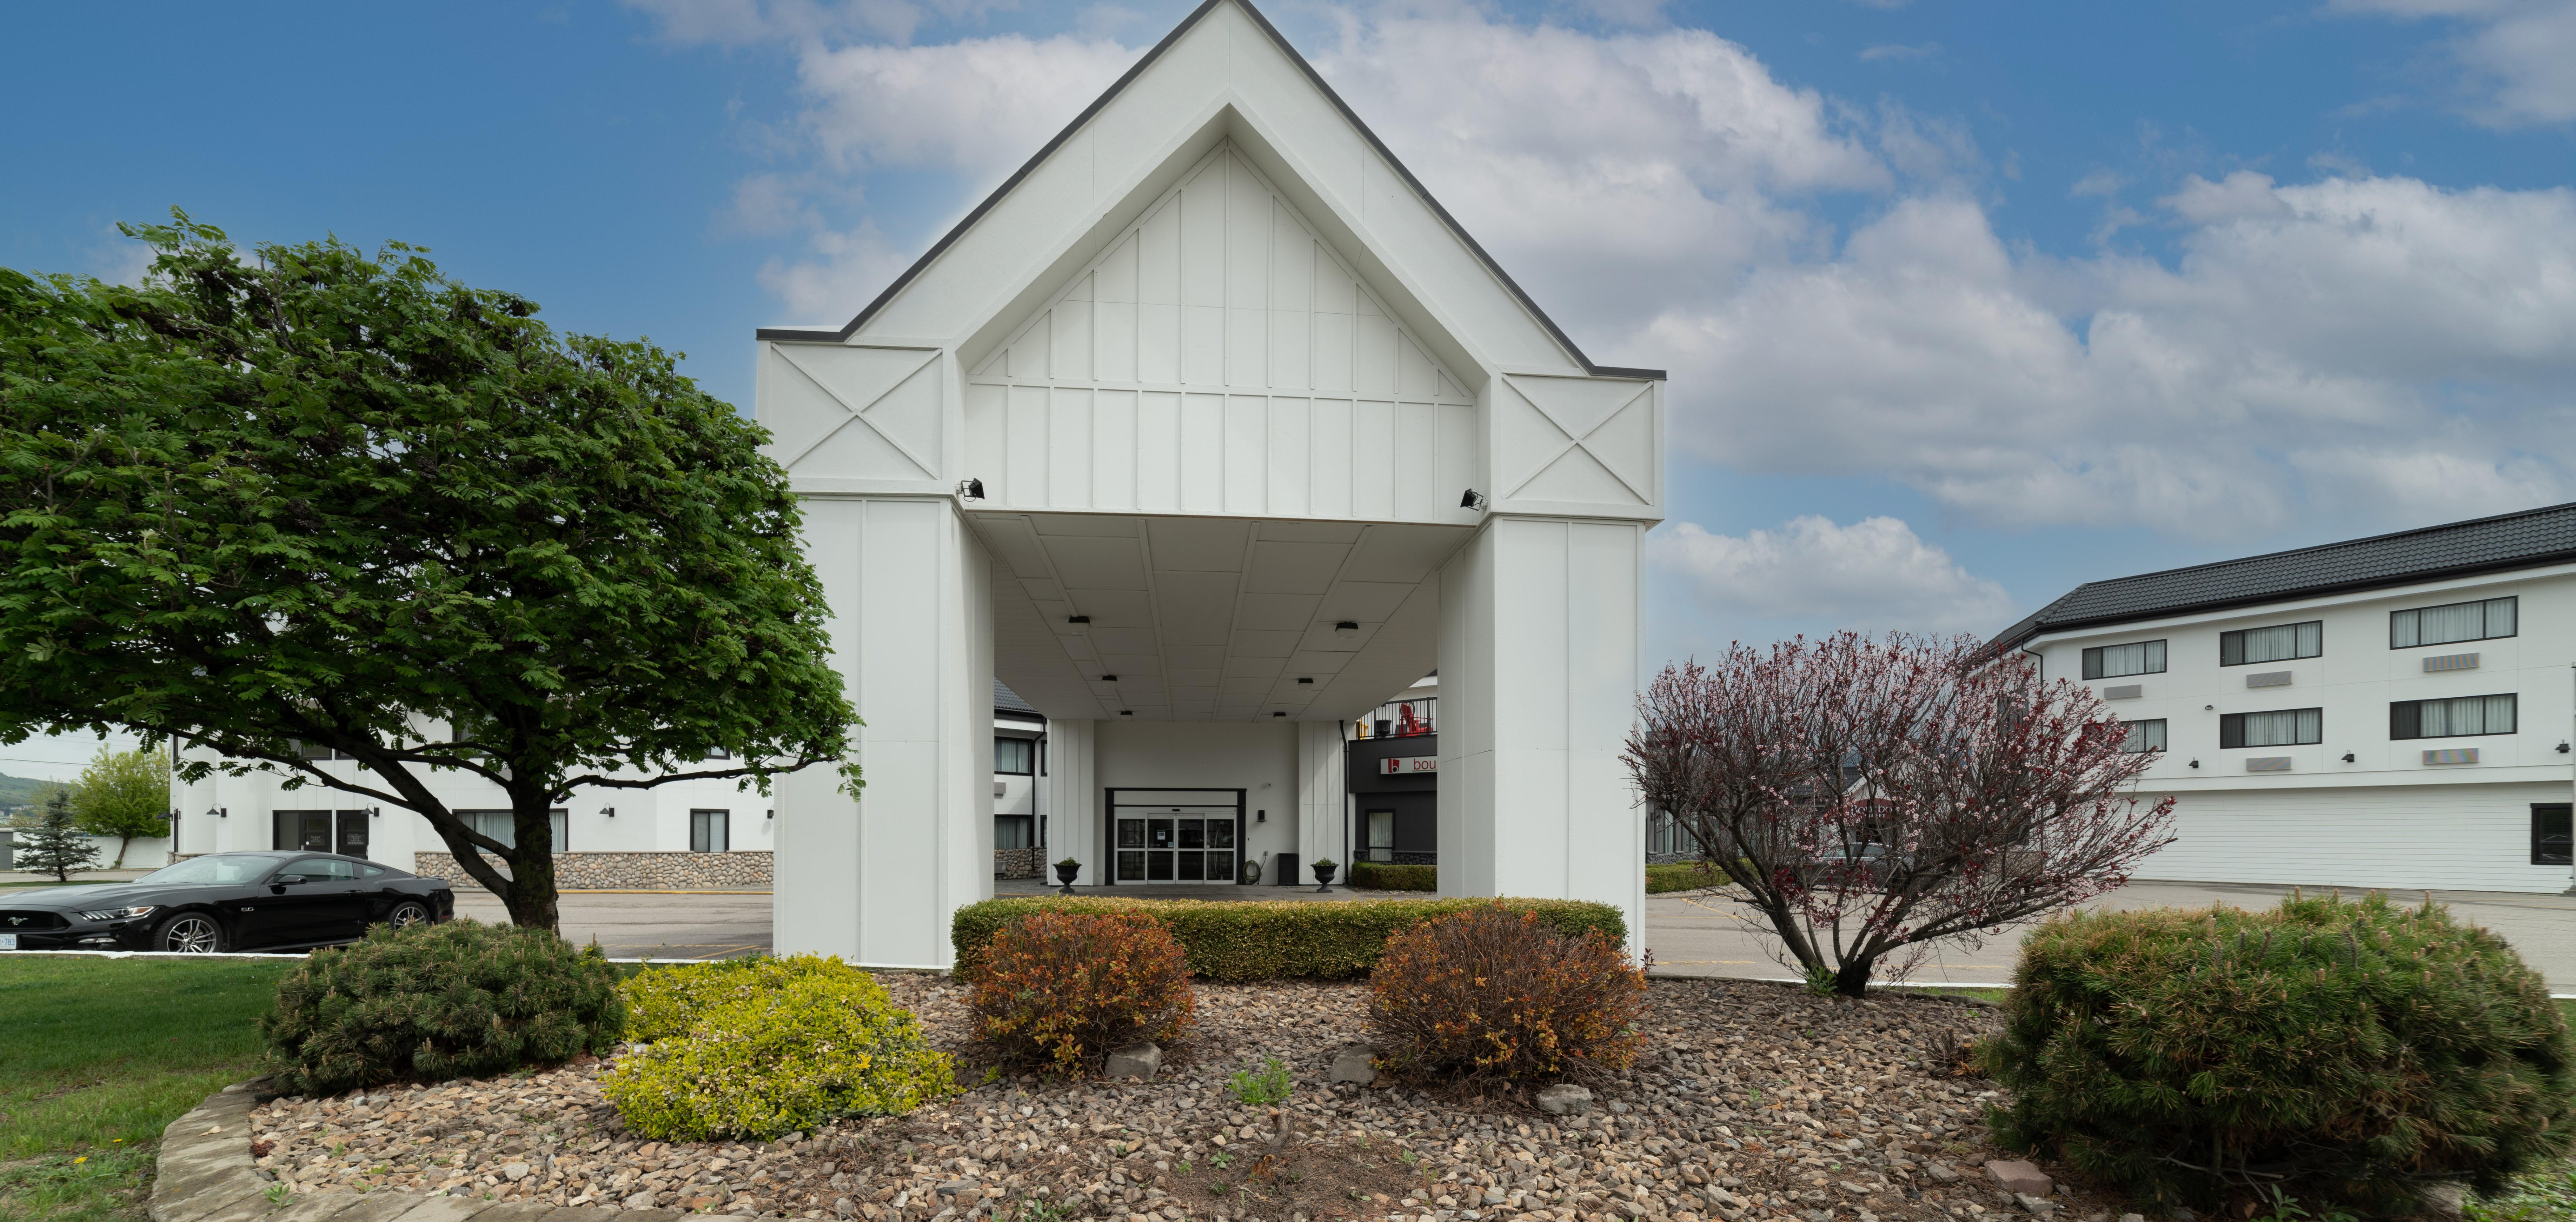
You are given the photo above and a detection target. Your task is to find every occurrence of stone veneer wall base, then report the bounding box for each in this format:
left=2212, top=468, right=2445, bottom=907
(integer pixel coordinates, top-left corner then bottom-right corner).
left=411, top=851, right=771, bottom=890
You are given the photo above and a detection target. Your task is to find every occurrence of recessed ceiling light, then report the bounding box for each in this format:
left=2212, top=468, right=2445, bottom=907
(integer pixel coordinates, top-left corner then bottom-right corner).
left=1334, top=621, right=1359, bottom=638
left=1272, top=711, right=1287, bottom=717
left=1121, top=710, right=1134, bottom=716
left=1297, top=677, right=1314, bottom=685
left=1100, top=674, right=1118, bottom=682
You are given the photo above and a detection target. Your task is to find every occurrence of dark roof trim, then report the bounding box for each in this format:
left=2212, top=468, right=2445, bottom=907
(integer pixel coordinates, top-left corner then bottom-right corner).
left=755, top=0, right=1665, bottom=383
left=1984, top=501, right=2576, bottom=658
left=995, top=708, right=1047, bottom=725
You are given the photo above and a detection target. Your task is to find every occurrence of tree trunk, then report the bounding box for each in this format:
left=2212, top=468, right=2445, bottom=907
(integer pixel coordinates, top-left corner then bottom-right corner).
left=113, top=835, right=132, bottom=870
left=499, top=794, right=562, bottom=932
left=1834, top=955, right=1877, bottom=997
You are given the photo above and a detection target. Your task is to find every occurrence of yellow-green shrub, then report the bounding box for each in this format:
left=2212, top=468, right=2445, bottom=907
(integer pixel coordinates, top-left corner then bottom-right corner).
left=1646, top=863, right=1720, bottom=894
left=620, top=954, right=874, bottom=1041
left=603, top=968, right=956, bottom=1141
left=951, top=896, right=1626, bottom=982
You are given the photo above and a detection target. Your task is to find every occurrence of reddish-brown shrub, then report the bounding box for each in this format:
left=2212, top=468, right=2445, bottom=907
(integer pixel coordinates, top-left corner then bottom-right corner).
left=1368, top=902, right=1646, bottom=1084
left=968, top=910, right=1195, bottom=1076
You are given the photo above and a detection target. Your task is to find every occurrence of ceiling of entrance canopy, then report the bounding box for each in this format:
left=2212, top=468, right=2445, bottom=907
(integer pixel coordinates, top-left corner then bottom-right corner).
left=972, top=512, right=1465, bottom=722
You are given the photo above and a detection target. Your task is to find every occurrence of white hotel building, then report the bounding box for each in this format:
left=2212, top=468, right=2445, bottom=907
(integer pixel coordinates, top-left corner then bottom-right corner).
left=1991, top=502, right=2576, bottom=895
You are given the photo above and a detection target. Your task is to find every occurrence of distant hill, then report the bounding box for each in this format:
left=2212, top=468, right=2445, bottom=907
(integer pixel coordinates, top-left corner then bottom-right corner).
left=0, top=772, right=60, bottom=812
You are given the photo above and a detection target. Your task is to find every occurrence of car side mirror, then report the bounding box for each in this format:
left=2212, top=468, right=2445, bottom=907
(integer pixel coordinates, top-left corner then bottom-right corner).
left=272, top=875, right=306, bottom=888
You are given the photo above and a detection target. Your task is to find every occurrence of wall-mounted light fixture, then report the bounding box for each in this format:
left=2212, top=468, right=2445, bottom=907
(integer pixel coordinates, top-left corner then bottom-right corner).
left=2560, top=741, right=2571, bottom=754
left=956, top=477, right=986, bottom=500
left=370, top=806, right=382, bottom=818
left=212, top=806, right=228, bottom=819
left=2341, top=753, right=2356, bottom=763
left=1460, top=489, right=1488, bottom=511
left=1334, top=621, right=1359, bottom=639
left=2204, top=704, right=2215, bottom=711
left=2187, top=759, right=2200, bottom=769
left=766, top=809, right=775, bottom=821
left=602, top=806, right=617, bottom=819
left=1256, top=809, right=1266, bottom=823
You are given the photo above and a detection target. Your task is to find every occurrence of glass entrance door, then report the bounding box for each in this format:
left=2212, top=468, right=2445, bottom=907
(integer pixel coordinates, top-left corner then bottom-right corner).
left=1113, top=809, right=1237, bottom=883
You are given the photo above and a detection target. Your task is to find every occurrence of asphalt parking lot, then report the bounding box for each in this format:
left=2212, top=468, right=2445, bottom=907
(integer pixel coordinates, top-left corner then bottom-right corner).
left=446, top=878, right=2576, bottom=991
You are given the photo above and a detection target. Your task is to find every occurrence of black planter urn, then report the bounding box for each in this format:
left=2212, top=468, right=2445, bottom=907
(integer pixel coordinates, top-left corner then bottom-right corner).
left=1312, top=861, right=1337, bottom=893
left=1054, top=861, right=1081, bottom=895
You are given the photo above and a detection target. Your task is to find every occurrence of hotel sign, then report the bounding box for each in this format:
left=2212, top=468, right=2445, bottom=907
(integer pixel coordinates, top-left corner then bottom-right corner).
left=1378, top=756, right=1437, bottom=775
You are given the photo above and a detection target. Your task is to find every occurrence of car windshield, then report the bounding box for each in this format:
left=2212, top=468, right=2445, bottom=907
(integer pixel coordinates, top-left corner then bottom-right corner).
left=133, top=856, right=277, bottom=886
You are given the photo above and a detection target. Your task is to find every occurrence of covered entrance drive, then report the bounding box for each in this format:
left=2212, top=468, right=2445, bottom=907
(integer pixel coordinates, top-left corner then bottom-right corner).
left=761, top=0, right=1664, bottom=969
left=1108, top=789, right=1243, bottom=884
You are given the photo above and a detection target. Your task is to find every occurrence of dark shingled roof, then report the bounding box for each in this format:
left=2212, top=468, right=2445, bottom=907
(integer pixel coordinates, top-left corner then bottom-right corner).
left=1988, top=499, right=2576, bottom=655
left=994, top=681, right=1043, bottom=720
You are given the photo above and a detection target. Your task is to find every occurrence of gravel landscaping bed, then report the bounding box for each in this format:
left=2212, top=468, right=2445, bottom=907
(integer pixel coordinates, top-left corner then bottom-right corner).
left=243, top=976, right=2127, bottom=1222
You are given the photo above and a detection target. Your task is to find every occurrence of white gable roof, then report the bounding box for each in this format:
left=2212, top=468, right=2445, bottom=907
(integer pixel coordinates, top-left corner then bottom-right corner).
left=756, top=0, right=1663, bottom=385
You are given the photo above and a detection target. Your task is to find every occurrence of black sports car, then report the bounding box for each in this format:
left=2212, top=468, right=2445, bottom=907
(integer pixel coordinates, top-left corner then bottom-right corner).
left=0, top=851, right=454, bottom=954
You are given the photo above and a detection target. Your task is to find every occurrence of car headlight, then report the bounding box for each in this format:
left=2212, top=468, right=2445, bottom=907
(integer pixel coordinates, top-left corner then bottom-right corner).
left=78, top=905, right=157, bottom=922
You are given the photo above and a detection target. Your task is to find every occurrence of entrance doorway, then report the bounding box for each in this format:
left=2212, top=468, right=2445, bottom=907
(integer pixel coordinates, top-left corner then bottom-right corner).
left=274, top=810, right=369, bottom=859
left=1104, top=789, right=1245, bottom=885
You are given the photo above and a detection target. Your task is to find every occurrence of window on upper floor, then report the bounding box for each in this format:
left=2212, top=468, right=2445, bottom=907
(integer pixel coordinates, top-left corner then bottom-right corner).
left=2119, top=719, right=2167, bottom=753
left=2083, top=640, right=2166, bottom=680
left=2390, top=693, right=2516, bottom=740
left=2220, top=708, right=2322, bottom=748
left=995, top=737, right=1035, bottom=775
left=2390, top=596, right=2516, bottom=649
left=2220, top=621, right=2322, bottom=666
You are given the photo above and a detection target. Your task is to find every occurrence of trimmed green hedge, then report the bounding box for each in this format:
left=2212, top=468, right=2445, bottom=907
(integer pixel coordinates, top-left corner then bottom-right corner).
left=1349, top=862, right=1436, bottom=891
left=1646, top=863, right=1721, bottom=893
left=952, top=896, right=1626, bottom=982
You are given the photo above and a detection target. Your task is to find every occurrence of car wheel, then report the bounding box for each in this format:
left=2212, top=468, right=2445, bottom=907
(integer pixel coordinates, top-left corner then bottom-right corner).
left=153, top=912, right=226, bottom=954
left=383, top=901, right=432, bottom=930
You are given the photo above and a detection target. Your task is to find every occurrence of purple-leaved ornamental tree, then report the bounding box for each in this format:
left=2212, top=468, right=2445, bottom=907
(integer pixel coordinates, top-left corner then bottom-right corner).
left=1624, top=632, right=2176, bottom=996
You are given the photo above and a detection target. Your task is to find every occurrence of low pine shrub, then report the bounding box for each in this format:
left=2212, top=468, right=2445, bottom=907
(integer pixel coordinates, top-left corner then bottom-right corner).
left=968, top=910, right=1195, bottom=1075
left=1349, top=862, right=1437, bottom=891
left=951, top=896, right=1625, bottom=982
left=261, top=919, right=623, bottom=1095
left=621, top=954, right=875, bottom=1041
left=603, top=968, right=956, bottom=1141
left=1368, top=902, right=1645, bottom=1084
left=1982, top=892, right=2576, bottom=1215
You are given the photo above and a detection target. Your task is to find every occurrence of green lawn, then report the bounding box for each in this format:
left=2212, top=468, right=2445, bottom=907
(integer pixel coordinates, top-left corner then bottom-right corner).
left=0, top=957, right=293, bottom=1221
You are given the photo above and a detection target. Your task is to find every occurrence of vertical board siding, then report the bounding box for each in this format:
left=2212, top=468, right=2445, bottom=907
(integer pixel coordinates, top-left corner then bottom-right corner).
left=968, top=144, right=1474, bottom=522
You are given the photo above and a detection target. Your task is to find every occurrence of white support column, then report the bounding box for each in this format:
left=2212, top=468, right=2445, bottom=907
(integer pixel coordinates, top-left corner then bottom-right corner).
left=1438, top=516, right=1646, bottom=947
left=1296, top=720, right=1346, bottom=881
left=774, top=495, right=994, bottom=969
left=1041, top=718, right=1098, bottom=884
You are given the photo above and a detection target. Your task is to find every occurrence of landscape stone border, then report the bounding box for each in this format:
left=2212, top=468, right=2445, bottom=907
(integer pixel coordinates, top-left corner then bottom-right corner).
left=150, top=1080, right=679, bottom=1222
left=409, top=852, right=771, bottom=891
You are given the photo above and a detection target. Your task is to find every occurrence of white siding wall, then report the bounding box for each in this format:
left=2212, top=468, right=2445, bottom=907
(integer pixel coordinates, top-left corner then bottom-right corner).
left=965, top=146, right=1480, bottom=525
left=2026, top=563, right=2576, bottom=893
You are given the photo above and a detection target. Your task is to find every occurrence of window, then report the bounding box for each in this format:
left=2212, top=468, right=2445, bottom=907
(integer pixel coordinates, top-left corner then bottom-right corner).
left=995, top=815, right=1034, bottom=849
left=994, top=737, right=1035, bottom=775
left=2392, top=596, right=2517, bottom=648
left=2220, top=708, right=2322, bottom=748
left=1366, top=810, right=1396, bottom=863
left=458, top=810, right=569, bottom=853
left=690, top=809, right=730, bottom=853
left=2391, top=693, right=2517, bottom=740
left=2535, top=804, right=2572, bottom=866
left=2120, top=719, right=2167, bottom=753
left=283, top=857, right=361, bottom=883
left=2221, top=621, right=2322, bottom=666
left=2083, top=640, right=2166, bottom=680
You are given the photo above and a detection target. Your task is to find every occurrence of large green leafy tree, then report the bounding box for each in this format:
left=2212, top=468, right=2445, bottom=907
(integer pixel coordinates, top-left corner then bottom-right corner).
left=73, top=744, right=173, bottom=868
left=0, top=212, right=859, bottom=930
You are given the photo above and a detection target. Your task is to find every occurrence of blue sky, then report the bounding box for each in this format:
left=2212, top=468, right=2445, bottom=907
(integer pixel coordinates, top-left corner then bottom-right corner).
left=8, top=0, right=2576, bottom=759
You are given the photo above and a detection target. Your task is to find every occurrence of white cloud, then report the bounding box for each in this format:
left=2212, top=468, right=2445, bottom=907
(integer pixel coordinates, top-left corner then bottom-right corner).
left=2330, top=0, right=2576, bottom=127
left=1647, top=516, right=2013, bottom=634
left=755, top=217, right=914, bottom=322
left=792, top=33, right=1141, bottom=179
left=1308, top=8, right=1888, bottom=333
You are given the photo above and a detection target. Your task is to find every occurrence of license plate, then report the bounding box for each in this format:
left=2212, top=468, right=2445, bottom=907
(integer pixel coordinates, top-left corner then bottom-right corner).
left=0, top=934, right=16, bottom=950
